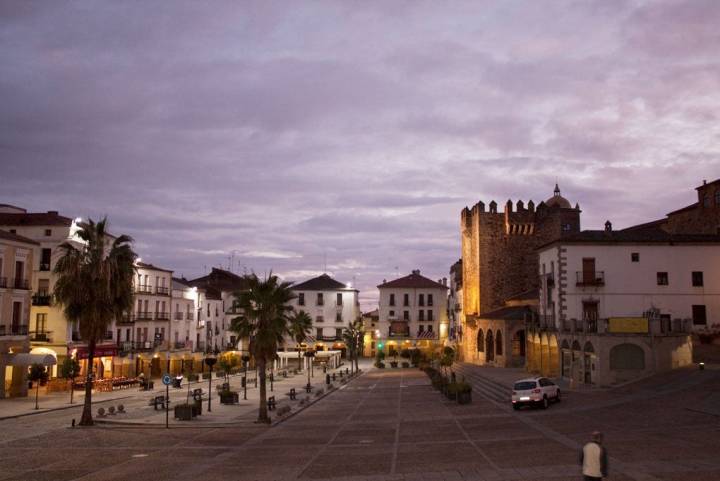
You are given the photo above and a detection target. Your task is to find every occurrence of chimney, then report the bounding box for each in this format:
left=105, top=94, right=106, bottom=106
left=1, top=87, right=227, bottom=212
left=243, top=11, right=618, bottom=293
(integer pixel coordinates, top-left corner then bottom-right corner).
left=382, top=279, right=386, bottom=284
left=412, top=269, right=420, bottom=275
left=605, top=220, right=612, bottom=232
left=442, top=277, right=447, bottom=286
left=47, top=210, right=59, bottom=215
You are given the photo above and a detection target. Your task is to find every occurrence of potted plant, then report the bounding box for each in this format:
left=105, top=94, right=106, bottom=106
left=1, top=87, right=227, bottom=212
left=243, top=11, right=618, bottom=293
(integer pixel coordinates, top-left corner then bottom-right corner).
left=219, top=389, right=239, bottom=404
left=400, top=349, right=411, bottom=368
left=456, top=381, right=472, bottom=405
left=59, top=357, right=80, bottom=404
left=374, top=351, right=385, bottom=368
left=446, top=382, right=458, bottom=401
left=27, top=363, right=49, bottom=410
left=174, top=403, right=195, bottom=420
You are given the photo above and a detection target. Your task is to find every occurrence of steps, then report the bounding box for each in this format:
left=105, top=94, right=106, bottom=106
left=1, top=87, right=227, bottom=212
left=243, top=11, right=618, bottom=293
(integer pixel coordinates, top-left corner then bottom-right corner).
left=452, top=363, right=511, bottom=405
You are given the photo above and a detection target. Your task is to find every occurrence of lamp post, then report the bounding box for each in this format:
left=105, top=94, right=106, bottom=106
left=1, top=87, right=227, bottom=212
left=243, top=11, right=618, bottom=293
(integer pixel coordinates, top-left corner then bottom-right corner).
left=241, top=355, right=250, bottom=400
left=304, top=349, right=315, bottom=389
left=204, top=355, right=217, bottom=412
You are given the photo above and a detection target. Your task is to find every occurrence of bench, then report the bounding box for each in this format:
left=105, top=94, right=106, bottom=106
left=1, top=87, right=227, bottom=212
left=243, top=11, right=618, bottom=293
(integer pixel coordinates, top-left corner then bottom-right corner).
left=149, top=395, right=167, bottom=410
left=286, top=388, right=297, bottom=400
left=192, top=388, right=206, bottom=402
left=139, top=380, right=154, bottom=391
left=267, top=395, right=276, bottom=411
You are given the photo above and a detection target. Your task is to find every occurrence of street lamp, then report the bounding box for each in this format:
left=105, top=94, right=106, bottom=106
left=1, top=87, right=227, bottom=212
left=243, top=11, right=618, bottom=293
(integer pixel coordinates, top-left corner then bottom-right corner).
left=304, top=349, right=316, bottom=390
left=241, top=355, right=250, bottom=400
left=204, top=355, right=217, bottom=412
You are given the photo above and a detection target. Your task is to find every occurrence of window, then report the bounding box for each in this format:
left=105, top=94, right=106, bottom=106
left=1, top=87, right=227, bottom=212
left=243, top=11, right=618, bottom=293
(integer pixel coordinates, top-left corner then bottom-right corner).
left=418, top=294, right=424, bottom=306
left=298, top=293, right=305, bottom=306
left=316, top=315, right=324, bottom=323
left=403, top=310, right=409, bottom=321
left=631, top=252, right=639, bottom=262
left=403, top=293, right=409, bottom=306
left=36, top=313, right=47, bottom=333
left=418, top=325, right=424, bottom=333
left=336, top=312, right=342, bottom=323
left=389, top=294, right=395, bottom=306
left=335, top=328, right=342, bottom=339
left=427, top=310, right=433, bottom=321
left=336, top=293, right=342, bottom=306
left=44, top=229, right=51, bottom=237
left=583, top=301, right=598, bottom=321
left=715, top=190, right=720, bottom=205
left=704, top=195, right=711, bottom=207
left=418, top=310, right=424, bottom=321
left=692, top=305, right=707, bottom=325
left=40, top=248, right=51, bottom=271
left=428, top=294, right=433, bottom=306
left=316, top=328, right=323, bottom=339
left=389, top=310, right=395, bottom=317
left=692, top=271, right=704, bottom=287
left=317, top=293, right=324, bottom=306
left=427, top=324, right=433, bottom=332
left=206, top=303, right=210, bottom=316
left=562, top=223, right=571, bottom=231
left=657, top=272, right=669, bottom=285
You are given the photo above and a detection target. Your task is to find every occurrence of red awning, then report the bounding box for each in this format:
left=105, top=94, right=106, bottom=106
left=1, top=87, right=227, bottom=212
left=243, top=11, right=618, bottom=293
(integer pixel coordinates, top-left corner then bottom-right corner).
left=75, top=344, right=118, bottom=359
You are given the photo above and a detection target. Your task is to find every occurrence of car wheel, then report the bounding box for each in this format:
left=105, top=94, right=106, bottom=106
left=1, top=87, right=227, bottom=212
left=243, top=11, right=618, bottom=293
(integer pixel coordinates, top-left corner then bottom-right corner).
left=542, top=396, right=549, bottom=409
left=555, top=390, right=561, bottom=402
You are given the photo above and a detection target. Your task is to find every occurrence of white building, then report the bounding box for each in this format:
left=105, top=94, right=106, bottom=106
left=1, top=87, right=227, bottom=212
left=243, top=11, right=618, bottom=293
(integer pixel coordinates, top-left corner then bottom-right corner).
left=376, top=270, right=449, bottom=354
left=532, top=222, right=716, bottom=385
left=288, top=273, right=360, bottom=354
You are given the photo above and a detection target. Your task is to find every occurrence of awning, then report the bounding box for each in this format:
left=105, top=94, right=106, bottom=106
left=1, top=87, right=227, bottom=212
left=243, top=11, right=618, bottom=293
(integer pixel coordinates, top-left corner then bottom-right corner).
left=75, top=344, right=118, bottom=359
left=5, top=353, right=57, bottom=366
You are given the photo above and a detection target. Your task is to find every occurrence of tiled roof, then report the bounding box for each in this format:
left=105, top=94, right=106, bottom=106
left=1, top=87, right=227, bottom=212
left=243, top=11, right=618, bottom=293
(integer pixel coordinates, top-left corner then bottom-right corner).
left=136, top=261, right=173, bottom=273
left=0, top=229, right=40, bottom=245
left=505, top=288, right=539, bottom=303
left=478, top=305, right=534, bottom=321
left=666, top=203, right=698, bottom=216
left=292, top=273, right=352, bottom=291
left=378, top=272, right=448, bottom=290
left=0, top=211, right=73, bottom=227
left=187, top=267, right=249, bottom=292
left=539, top=227, right=720, bottom=249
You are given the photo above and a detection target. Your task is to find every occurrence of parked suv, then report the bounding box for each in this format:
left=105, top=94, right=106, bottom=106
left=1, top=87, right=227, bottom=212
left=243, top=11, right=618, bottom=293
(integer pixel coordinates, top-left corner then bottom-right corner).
left=511, top=377, right=560, bottom=410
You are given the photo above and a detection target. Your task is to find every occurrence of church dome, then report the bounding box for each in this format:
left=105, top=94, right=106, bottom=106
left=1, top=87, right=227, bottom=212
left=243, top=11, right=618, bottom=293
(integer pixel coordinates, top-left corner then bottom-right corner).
left=545, top=183, right=572, bottom=209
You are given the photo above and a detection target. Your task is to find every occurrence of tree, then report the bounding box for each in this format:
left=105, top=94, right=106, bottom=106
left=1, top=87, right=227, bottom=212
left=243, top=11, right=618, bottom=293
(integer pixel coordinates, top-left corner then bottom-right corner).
left=440, top=346, right=455, bottom=376
left=287, top=310, right=312, bottom=371
left=217, top=352, right=239, bottom=381
left=342, top=319, right=364, bottom=373
left=53, top=218, right=136, bottom=426
left=230, top=272, right=295, bottom=423
left=59, top=357, right=81, bottom=404
left=28, top=363, right=48, bottom=410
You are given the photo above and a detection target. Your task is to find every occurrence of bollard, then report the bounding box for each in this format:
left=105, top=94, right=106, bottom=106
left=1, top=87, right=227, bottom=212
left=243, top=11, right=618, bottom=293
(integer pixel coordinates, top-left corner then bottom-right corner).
left=326, top=374, right=330, bottom=385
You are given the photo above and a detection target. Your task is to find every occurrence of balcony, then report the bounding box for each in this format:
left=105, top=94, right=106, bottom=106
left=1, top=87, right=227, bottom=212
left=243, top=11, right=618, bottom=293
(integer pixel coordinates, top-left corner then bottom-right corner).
left=576, top=271, right=605, bottom=287
left=186, top=312, right=194, bottom=321
left=39, top=262, right=51, bottom=272
left=195, top=341, right=206, bottom=352
left=174, top=341, right=187, bottom=349
left=155, top=311, right=170, bottom=321
left=0, top=324, right=29, bottom=336
left=11, top=278, right=30, bottom=290
left=135, top=284, right=153, bottom=294
left=72, top=331, right=81, bottom=341
left=32, top=292, right=52, bottom=306
left=174, top=312, right=184, bottom=320
left=30, top=331, right=52, bottom=342
left=546, top=273, right=555, bottom=287
left=135, top=311, right=153, bottom=320
left=156, top=286, right=170, bottom=296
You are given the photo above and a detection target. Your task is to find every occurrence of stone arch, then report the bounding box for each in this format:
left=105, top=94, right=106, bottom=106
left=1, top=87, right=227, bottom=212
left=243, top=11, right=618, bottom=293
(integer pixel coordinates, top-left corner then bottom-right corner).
left=511, top=329, right=526, bottom=357
left=528, top=333, right=541, bottom=373
left=571, top=340, right=582, bottom=351
left=496, top=330, right=503, bottom=356
left=477, top=329, right=484, bottom=352
left=486, top=330, right=495, bottom=362
left=561, top=340, right=570, bottom=350
left=540, top=333, right=550, bottom=376
left=583, top=341, right=595, bottom=353
left=548, top=335, right=560, bottom=376
left=610, top=343, right=645, bottom=370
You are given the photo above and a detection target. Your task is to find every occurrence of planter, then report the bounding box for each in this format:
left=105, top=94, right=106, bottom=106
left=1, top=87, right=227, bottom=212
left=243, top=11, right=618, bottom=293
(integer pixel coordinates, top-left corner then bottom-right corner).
left=219, top=391, right=239, bottom=404
left=192, top=400, right=202, bottom=416
left=390, top=362, right=398, bottom=368
left=175, top=404, right=195, bottom=420
left=457, top=391, right=472, bottom=405
left=446, top=389, right=457, bottom=401
left=401, top=362, right=410, bottom=368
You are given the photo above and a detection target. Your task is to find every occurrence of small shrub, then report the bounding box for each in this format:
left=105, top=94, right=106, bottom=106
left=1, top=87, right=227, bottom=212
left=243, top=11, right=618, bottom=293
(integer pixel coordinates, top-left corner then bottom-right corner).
left=401, top=362, right=410, bottom=368
left=108, top=406, right=116, bottom=415
left=202, top=373, right=211, bottom=380
left=375, top=361, right=385, bottom=368
left=117, top=404, right=125, bottom=413
left=215, top=370, right=226, bottom=378
left=97, top=407, right=106, bottom=417
left=187, top=374, right=199, bottom=382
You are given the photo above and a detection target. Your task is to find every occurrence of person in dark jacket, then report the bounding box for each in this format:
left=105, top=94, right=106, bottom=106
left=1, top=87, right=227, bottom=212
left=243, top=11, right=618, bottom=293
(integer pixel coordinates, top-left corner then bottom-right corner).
left=580, top=431, right=608, bottom=480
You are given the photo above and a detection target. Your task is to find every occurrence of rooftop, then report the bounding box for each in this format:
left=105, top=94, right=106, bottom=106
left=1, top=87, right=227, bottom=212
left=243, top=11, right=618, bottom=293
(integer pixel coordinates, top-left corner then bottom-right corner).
left=478, top=305, right=535, bottom=321
left=0, top=229, right=40, bottom=245
left=136, top=261, right=173, bottom=273
left=292, top=273, right=354, bottom=291
left=378, top=271, right=448, bottom=290
left=539, top=226, right=720, bottom=249
left=187, top=267, right=250, bottom=292
left=0, top=211, right=73, bottom=227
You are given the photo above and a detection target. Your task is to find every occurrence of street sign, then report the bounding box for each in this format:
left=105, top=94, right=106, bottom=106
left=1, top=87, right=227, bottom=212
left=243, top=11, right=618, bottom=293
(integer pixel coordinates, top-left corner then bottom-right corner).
left=162, top=373, right=172, bottom=386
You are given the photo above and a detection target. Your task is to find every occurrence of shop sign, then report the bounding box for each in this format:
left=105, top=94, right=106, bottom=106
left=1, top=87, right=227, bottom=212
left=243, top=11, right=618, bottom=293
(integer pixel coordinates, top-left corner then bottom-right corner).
left=608, top=317, right=648, bottom=334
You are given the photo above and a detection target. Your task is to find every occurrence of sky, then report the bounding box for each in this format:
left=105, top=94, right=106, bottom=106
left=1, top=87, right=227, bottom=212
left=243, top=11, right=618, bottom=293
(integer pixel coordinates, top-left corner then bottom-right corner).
left=2, top=0, right=719, bottom=309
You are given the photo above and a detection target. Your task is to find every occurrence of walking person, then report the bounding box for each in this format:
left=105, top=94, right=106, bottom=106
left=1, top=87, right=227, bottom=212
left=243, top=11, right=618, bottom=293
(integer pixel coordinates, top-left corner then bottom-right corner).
left=580, top=431, right=608, bottom=480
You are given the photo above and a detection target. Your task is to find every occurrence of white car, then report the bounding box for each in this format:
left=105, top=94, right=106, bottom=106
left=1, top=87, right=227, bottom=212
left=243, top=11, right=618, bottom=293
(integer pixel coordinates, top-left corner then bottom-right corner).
left=511, top=377, right=560, bottom=410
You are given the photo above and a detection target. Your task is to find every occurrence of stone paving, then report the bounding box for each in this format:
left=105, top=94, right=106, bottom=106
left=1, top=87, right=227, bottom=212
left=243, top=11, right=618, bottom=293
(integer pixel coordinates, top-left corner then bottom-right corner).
left=0, top=364, right=719, bottom=481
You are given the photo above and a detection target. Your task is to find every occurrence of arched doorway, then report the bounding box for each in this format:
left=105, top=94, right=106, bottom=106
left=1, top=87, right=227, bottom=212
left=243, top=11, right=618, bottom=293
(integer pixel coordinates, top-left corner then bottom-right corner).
left=496, top=330, right=503, bottom=356
left=477, top=329, right=484, bottom=352
left=512, top=330, right=525, bottom=357
left=548, top=335, right=559, bottom=377
left=561, top=340, right=571, bottom=377
left=485, top=330, right=494, bottom=362
left=583, top=341, right=595, bottom=384
left=540, top=333, right=550, bottom=376
left=610, top=343, right=645, bottom=370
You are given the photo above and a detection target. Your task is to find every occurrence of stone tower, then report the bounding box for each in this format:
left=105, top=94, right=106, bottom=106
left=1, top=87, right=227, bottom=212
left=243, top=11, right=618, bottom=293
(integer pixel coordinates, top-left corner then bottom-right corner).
left=459, top=185, right=581, bottom=359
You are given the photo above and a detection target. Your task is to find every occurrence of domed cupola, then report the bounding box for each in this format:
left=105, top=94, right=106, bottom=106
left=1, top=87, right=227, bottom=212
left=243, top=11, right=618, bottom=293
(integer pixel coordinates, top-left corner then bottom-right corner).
left=545, top=183, right=572, bottom=209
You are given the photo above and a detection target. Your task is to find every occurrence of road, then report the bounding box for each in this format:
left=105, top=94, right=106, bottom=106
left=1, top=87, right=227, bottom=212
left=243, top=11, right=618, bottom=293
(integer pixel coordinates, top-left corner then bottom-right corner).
left=1, top=365, right=719, bottom=480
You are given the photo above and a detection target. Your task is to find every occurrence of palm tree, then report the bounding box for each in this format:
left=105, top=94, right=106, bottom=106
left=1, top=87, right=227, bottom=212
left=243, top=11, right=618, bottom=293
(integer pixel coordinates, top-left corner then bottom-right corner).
left=230, top=272, right=295, bottom=423
left=342, top=319, right=364, bottom=373
left=288, top=310, right=313, bottom=371
left=53, top=218, right=136, bottom=426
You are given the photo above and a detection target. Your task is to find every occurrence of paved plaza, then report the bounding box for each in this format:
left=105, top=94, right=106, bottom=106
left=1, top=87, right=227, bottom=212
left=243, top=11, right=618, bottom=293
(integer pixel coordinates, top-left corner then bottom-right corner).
left=1, top=363, right=720, bottom=481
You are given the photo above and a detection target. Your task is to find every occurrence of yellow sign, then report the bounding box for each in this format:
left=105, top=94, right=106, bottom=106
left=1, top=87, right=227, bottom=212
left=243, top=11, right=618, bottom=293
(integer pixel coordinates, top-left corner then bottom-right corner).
left=608, top=317, right=648, bottom=333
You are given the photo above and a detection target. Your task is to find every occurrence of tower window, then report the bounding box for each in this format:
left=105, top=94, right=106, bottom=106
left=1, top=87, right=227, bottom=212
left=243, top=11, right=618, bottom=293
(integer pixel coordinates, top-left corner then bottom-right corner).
left=657, top=272, right=669, bottom=286
left=631, top=253, right=639, bottom=262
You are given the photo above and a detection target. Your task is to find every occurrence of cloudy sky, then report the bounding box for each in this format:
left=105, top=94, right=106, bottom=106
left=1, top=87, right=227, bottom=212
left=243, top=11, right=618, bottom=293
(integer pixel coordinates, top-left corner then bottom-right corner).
left=2, top=0, right=719, bottom=308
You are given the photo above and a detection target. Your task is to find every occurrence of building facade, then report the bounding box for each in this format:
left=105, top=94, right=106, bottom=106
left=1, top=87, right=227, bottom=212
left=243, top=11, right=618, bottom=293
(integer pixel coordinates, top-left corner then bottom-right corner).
left=459, top=186, right=580, bottom=363
left=0, top=229, right=37, bottom=397
left=287, top=273, right=360, bottom=355
left=447, top=259, right=463, bottom=346
left=376, top=270, right=449, bottom=354
left=531, top=224, right=715, bottom=385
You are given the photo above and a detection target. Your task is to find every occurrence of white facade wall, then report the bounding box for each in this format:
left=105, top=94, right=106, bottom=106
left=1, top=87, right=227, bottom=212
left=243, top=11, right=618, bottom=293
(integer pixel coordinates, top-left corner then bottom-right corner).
left=170, top=284, right=197, bottom=351
left=377, top=286, right=449, bottom=341
left=122, top=264, right=174, bottom=350
left=288, top=288, right=360, bottom=345
left=195, top=291, right=224, bottom=353
left=539, top=243, right=720, bottom=330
